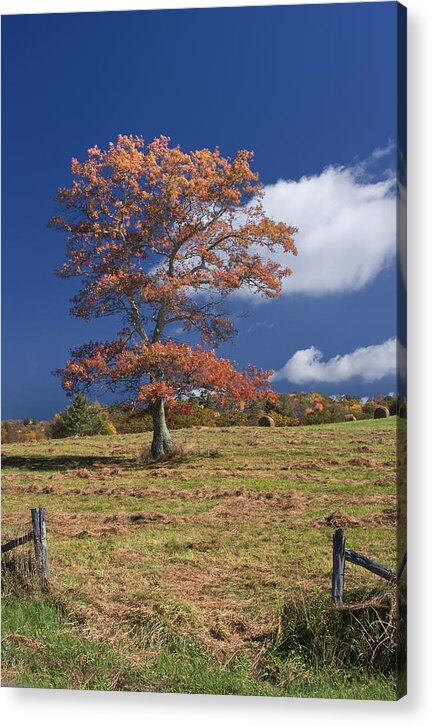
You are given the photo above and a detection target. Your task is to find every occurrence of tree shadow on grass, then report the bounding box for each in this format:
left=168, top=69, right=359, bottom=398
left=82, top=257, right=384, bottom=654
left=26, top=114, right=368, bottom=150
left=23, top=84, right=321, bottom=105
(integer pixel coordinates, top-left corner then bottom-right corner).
left=2, top=445, right=222, bottom=473
left=1, top=454, right=137, bottom=472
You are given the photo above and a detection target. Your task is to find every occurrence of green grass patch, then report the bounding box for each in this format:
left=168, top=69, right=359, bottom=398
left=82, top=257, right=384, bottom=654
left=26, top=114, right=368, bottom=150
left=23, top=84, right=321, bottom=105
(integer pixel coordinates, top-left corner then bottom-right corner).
left=2, top=419, right=401, bottom=697
left=2, top=591, right=399, bottom=698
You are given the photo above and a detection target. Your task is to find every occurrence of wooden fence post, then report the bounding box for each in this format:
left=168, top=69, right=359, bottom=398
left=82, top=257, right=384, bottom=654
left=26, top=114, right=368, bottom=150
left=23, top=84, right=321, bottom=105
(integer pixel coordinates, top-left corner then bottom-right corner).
left=332, top=527, right=346, bottom=605
left=31, top=507, right=49, bottom=585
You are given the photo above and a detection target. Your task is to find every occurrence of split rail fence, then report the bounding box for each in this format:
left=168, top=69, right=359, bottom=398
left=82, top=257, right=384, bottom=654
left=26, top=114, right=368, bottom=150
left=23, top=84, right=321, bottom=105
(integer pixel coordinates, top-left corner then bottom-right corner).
left=1, top=507, right=49, bottom=585
left=332, top=527, right=407, bottom=605
left=3, top=511, right=408, bottom=600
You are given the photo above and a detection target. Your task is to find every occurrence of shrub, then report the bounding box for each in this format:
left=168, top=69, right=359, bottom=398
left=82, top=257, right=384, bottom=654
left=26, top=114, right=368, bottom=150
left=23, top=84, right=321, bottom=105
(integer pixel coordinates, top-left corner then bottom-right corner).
left=50, top=394, right=115, bottom=438
left=23, top=430, right=37, bottom=442
left=109, top=406, right=153, bottom=434
left=270, top=412, right=300, bottom=427
left=1, top=419, right=50, bottom=443
left=166, top=405, right=218, bottom=429
left=215, top=412, right=253, bottom=427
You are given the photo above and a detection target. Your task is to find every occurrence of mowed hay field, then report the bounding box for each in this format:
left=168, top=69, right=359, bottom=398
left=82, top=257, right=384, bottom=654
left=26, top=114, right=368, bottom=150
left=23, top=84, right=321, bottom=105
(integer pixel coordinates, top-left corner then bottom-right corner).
left=1, top=418, right=404, bottom=698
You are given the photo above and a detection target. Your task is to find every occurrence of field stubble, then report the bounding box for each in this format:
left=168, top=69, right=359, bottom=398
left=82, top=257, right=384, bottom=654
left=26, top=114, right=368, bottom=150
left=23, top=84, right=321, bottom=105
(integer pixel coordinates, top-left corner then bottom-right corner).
left=1, top=418, right=403, bottom=697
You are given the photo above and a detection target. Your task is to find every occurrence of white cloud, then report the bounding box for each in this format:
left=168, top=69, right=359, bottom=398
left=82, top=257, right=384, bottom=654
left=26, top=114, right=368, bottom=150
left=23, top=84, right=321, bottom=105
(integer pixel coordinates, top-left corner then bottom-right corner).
left=253, top=148, right=396, bottom=296
left=271, top=338, right=397, bottom=385
left=370, top=140, right=396, bottom=162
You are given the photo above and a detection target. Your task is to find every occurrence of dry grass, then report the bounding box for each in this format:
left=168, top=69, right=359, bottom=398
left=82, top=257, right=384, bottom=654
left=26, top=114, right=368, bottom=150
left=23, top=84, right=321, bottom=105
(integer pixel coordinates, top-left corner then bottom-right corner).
left=276, top=583, right=405, bottom=676
left=136, top=438, right=222, bottom=467
left=2, top=417, right=404, bottom=694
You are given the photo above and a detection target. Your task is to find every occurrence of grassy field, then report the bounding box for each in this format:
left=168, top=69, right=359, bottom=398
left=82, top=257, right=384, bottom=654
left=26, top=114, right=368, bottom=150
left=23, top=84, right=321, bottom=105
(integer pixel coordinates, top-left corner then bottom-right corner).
left=1, top=418, right=404, bottom=698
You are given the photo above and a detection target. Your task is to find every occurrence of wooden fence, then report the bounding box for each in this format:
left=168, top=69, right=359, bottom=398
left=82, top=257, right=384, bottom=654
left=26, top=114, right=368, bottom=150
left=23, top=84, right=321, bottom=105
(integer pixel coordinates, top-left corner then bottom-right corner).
left=332, top=527, right=406, bottom=605
left=1, top=507, right=49, bottom=585
left=3, top=512, right=407, bottom=600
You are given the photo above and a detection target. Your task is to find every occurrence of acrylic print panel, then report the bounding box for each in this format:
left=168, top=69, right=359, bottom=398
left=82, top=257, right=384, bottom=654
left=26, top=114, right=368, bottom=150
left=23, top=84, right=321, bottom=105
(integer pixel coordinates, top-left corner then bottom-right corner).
left=1, top=1, right=406, bottom=700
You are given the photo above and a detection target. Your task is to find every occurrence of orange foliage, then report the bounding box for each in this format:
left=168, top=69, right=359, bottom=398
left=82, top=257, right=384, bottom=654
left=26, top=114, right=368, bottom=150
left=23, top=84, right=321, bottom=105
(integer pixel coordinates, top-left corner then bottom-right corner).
left=62, top=339, right=272, bottom=406
left=51, top=136, right=297, bottom=421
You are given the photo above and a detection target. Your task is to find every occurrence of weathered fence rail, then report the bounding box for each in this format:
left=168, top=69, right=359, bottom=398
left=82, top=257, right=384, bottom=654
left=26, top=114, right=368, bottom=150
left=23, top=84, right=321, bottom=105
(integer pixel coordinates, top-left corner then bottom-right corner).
left=345, top=548, right=396, bottom=582
left=332, top=527, right=406, bottom=605
left=1, top=531, right=34, bottom=554
left=1, top=507, right=49, bottom=584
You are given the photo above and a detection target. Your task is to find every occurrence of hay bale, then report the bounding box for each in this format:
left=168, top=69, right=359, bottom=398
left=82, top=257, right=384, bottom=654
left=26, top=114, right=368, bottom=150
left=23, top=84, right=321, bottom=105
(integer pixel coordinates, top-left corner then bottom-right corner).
left=374, top=406, right=390, bottom=419
left=258, top=415, right=275, bottom=427
left=344, top=414, right=357, bottom=422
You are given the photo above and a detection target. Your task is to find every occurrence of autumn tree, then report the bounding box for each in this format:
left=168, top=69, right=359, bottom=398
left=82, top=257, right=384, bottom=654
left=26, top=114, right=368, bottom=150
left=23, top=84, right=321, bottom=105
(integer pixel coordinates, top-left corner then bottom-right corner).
left=51, top=135, right=297, bottom=459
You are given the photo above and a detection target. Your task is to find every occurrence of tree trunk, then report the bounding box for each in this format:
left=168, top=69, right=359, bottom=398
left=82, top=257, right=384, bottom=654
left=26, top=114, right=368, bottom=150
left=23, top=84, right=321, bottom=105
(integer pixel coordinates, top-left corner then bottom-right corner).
left=150, top=398, right=173, bottom=460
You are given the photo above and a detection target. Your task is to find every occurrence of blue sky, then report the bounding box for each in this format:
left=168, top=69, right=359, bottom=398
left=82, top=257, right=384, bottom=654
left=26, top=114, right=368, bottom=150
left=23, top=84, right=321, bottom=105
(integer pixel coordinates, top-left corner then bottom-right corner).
left=2, top=3, right=404, bottom=420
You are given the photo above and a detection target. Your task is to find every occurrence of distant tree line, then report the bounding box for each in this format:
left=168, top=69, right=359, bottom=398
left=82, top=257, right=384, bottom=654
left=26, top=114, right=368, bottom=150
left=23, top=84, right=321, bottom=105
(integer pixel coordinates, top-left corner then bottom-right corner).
left=1, top=391, right=405, bottom=443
